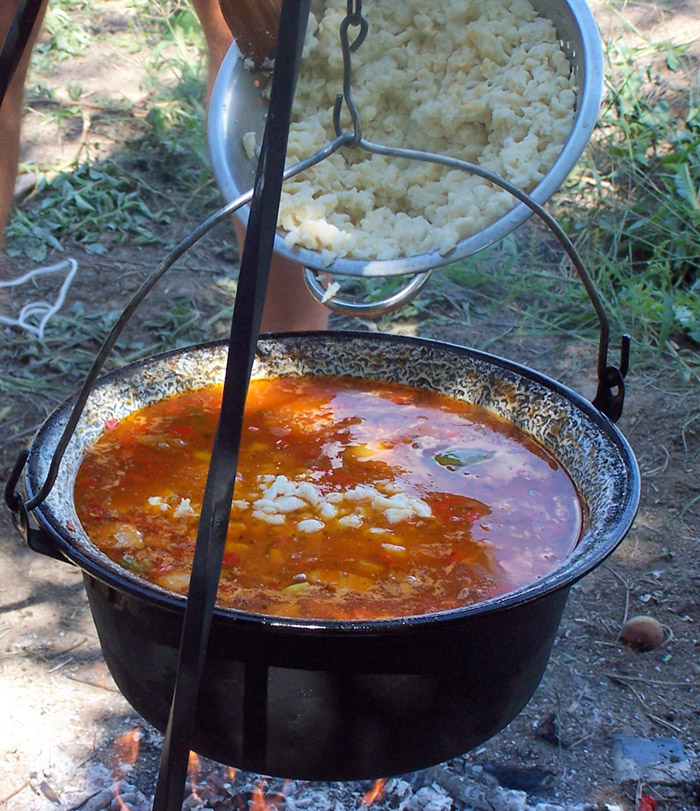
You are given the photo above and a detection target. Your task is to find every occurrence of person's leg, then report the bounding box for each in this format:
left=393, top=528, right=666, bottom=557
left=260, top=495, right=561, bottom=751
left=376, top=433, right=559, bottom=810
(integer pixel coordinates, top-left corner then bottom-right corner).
left=190, top=0, right=328, bottom=331
left=188, top=0, right=234, bottom=92
left=0, top=0, right=48, bottom=255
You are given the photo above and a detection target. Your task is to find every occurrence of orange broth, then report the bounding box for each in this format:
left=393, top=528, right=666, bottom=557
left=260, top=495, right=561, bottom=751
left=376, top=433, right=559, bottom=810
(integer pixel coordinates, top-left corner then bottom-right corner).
left=74, top=375, right=581, bottom=619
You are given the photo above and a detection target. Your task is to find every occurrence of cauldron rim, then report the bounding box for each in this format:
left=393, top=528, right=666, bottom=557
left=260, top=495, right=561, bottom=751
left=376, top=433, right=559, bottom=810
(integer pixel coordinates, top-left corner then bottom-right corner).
left=25, top=330, right=640, bottom=636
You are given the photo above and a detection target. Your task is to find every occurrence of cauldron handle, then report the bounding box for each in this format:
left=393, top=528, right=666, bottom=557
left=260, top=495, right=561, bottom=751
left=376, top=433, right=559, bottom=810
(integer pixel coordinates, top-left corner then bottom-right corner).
left=353, top=141, right=633, bottom=423
left=300, top=136, right=631, bottom=421
left=593, top=335, right=630, bottom=423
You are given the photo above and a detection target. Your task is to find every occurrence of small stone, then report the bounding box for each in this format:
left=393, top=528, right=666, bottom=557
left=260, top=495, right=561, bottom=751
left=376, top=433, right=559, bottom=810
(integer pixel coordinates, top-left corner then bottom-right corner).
left=534, top=712, right=569, bottom=748
left=611, top=735, right=694, bottom=784
left=619, top=615, right=667, bottom=651
left=39, top=781, right=60, bottom=803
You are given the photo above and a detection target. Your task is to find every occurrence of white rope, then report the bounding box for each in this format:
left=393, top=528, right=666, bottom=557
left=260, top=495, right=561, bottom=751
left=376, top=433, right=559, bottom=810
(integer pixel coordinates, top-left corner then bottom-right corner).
left=0, top=258, right=78, bottom=341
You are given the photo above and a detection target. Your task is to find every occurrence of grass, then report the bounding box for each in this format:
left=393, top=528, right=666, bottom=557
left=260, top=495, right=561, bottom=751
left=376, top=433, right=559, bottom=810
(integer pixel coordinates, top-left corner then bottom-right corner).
left=32, top=0, right=93, bottom=66
left=308, top=21, right=700, bottom=382
left=6, top=0, right=216, bottom=262
left=554, top=37, right=700, bottom=378
left=433, top=36, right=700, bottom=382
left=0, top=0, right=235, bottom=422
left=380, top=30, right=700, bottom=382
left=1, top=290, right=231, bottom=410
left=4, top=0, right=700, bottom=394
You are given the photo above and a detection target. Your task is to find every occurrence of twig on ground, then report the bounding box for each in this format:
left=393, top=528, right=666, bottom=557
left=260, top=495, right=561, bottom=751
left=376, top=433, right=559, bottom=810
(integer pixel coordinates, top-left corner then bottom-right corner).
left=604, top=672, right=697, bottom=688
left=606, top=676, right=684, bottom=734
left=568, top=732, right=594, bottom=749
left=643, top=444, right=671, bottom=476
left=65, top=673, right=120, bottom=693
left=0, top=779, right=31, bottom=805
left=680, top=411, right=700, bottom=458
left=51, top=636, right=88, bottom=658
left=602, top=563, right=631, bottom=628
left=48, top=655, right=75, bottom=673
left=679, top=492, right=700, bottom=519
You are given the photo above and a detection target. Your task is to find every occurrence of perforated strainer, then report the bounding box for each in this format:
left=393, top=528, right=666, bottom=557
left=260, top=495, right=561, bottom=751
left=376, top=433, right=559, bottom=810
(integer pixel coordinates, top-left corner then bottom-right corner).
left=208, top=0, right=603, bottom=284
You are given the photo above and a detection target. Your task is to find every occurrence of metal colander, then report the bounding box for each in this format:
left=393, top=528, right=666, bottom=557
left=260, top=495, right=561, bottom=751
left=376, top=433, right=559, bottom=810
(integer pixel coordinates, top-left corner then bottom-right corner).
left=208, top=0, right=603, bottom=281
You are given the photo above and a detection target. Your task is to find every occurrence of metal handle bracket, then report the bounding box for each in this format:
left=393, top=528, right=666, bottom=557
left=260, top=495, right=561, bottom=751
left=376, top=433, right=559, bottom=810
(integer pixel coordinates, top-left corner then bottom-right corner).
left=5, top=449, right=70, bottom=563
left=592, top=334, right=630, bottom=423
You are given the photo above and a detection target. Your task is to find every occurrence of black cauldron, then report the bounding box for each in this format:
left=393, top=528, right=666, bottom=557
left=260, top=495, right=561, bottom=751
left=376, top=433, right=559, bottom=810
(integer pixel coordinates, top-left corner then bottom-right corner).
left=20, top=332, right=639, bottom=780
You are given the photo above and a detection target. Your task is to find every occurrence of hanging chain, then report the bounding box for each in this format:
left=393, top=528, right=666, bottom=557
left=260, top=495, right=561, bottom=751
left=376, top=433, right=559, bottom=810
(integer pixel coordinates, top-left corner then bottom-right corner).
left=333, top=0, right=368, bottom=146
left=345, top=0, right=364, bottom=32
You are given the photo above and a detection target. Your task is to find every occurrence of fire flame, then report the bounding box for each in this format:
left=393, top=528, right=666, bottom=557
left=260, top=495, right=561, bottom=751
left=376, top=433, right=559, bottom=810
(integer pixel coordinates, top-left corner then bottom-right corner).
left=361, top=778, right=386, bottom=806
left=251, top=780, right=276, bottom=811
left=114, top=728, right=141, bottom=771
left=112, top=728, right=142, bottom=809
left=188, top=751, right=202, bottom=800
left=113, top=790, right=131, bottom=811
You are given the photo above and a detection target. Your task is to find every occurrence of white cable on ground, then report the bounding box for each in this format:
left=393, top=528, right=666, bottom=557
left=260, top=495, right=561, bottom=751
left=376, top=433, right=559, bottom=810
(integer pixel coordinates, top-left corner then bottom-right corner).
left=0, top=257, right=78, bottom=341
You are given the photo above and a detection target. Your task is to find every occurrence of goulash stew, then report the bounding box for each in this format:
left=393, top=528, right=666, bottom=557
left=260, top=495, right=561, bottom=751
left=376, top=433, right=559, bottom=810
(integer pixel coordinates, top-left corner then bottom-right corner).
left=74, top=375, right=581, bottom=619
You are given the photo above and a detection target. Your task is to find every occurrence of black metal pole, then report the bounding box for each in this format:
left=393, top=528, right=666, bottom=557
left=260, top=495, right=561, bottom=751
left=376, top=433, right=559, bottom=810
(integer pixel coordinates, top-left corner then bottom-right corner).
left=151, top=2, right=311, bottom=809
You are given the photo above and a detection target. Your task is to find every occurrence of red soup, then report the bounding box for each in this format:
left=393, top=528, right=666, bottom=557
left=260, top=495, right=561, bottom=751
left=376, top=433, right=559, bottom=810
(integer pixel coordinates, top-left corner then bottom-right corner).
left=74, top=375, right=581, bottom=619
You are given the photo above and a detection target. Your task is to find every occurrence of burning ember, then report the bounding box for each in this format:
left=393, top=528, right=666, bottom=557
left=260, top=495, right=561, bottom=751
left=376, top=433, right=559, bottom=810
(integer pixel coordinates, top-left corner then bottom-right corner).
left=112, top=729, right=143, bottom=810
left=113, top=729, right=142, bottom=775
left=188, top=752, right=202, bottom=803
left=58, top=723, right=640, bottom=811
left=250, top=779, right=285, bottom=810
left=362, top=779, right=386, bottom=806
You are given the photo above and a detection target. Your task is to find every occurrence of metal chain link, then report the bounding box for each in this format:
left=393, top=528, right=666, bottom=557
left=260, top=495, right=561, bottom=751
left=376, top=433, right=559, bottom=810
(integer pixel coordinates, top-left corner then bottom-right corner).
left=333, top=0, right=368, bottom=145
left=346, top=0, right=363, bottom=25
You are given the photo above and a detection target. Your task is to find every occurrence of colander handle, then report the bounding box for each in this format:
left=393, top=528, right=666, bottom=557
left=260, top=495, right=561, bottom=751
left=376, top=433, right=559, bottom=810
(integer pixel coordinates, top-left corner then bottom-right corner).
left=346, top=140, right=632, bottom=424
left=303, top=267, right=434, bottom=317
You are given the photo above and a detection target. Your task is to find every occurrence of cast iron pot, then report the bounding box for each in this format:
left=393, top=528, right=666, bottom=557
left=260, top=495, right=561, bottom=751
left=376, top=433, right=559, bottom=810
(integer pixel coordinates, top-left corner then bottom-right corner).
left=22, top=332, right=639, bottom=780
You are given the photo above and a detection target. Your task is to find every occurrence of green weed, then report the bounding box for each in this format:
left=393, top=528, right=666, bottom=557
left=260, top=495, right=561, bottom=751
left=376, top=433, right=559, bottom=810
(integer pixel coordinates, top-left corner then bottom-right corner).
left=8, top=0, right=215, bottom=262
left=1, top=293, right=231, bottom=408
left=7, top=1, right=700, bottom=384
left=7, top=161, right=174, bottom=261
left=31, top=0, right=93, bottom=68
left=112, top=296, right=231, bottom=365
left=556, top=39, right=700, bottom=371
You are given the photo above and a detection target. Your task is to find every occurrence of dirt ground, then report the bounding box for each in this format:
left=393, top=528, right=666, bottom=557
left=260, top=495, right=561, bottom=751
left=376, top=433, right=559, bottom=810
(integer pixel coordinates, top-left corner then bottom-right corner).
left=0, top=1, right=698, bottom=810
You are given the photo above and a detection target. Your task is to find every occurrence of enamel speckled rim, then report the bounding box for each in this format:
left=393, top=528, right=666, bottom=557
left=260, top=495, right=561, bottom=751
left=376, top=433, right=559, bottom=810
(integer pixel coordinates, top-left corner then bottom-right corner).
left=25, top=332, right=640, bottom=631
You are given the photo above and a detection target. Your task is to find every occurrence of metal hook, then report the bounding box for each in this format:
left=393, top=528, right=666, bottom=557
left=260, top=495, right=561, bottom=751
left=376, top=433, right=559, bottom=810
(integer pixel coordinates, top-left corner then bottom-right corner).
left=345, top=0, right=367, bottom=50
left=592, top=334, right=630, bottom=423
left=4, top=447, right=27, bottom=515
left=332, top=1, right=368, bottom=146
